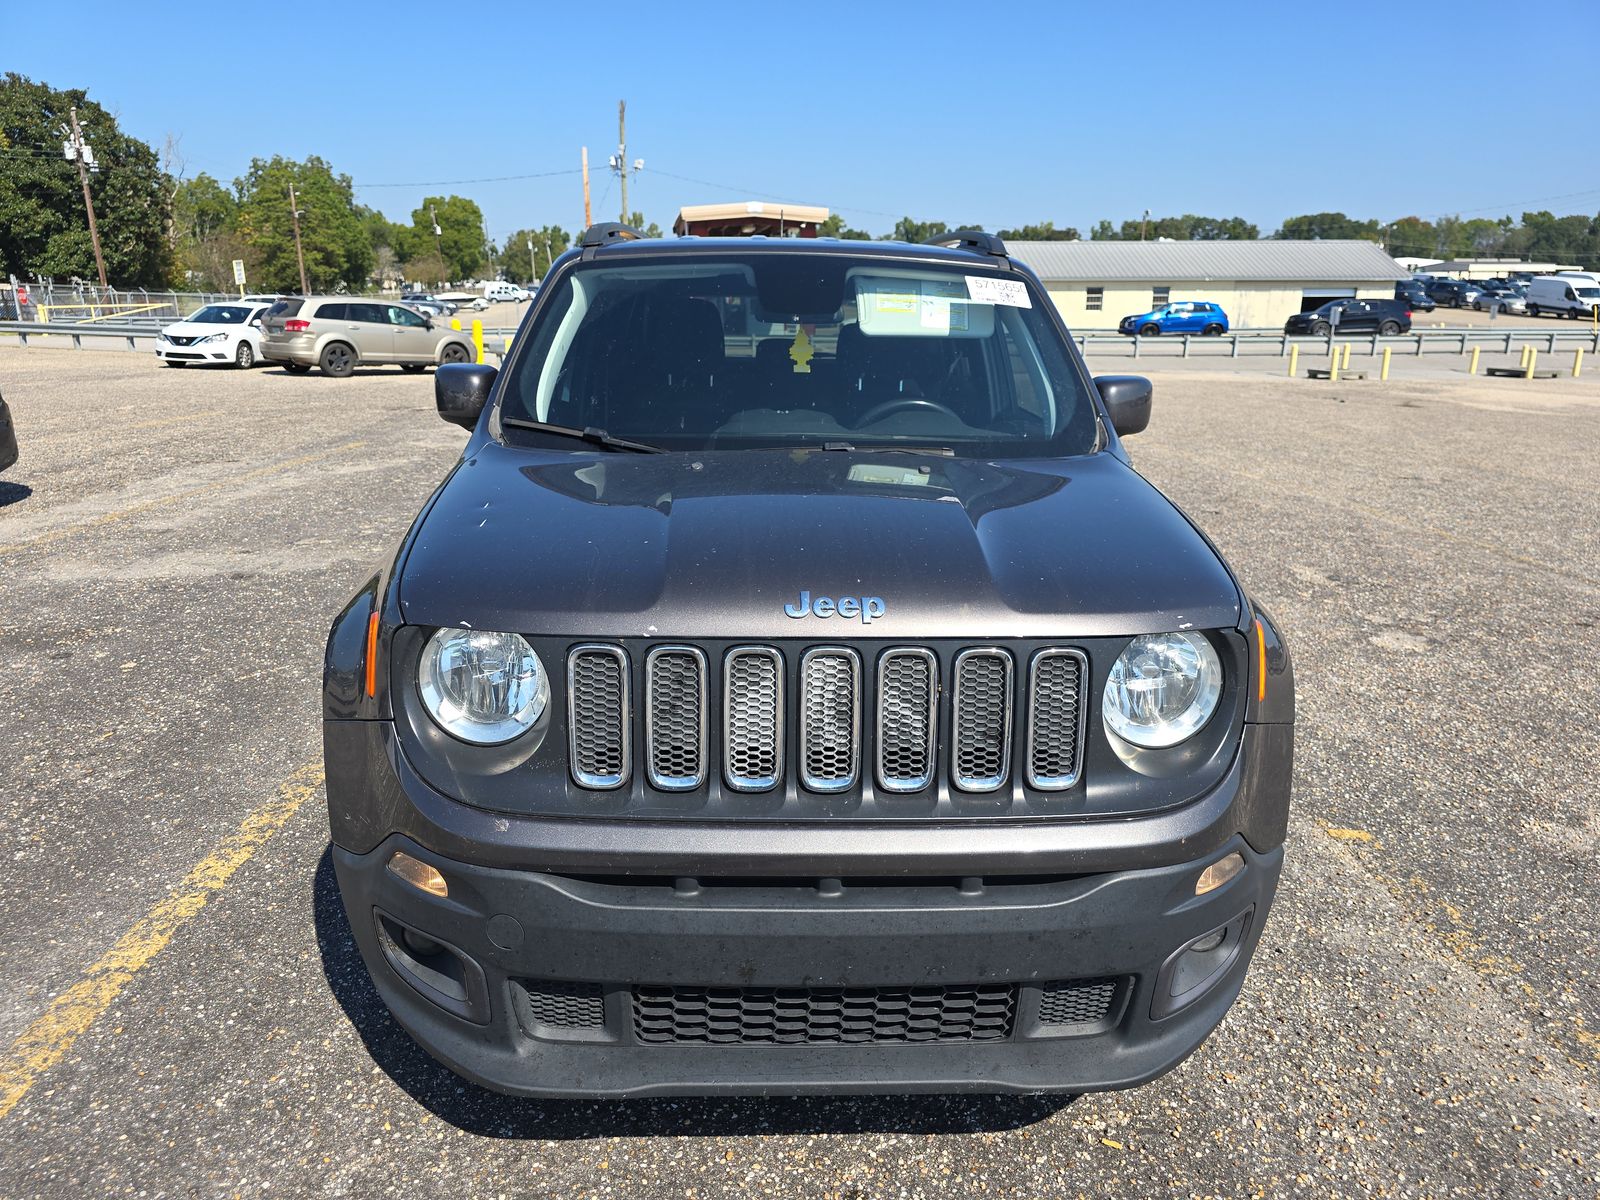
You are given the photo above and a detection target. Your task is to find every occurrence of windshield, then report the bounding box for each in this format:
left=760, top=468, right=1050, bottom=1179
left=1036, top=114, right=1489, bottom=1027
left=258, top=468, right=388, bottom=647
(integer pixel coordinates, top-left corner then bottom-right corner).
left=1576, top=287, right=1600, bottom=299
left=186, top=305, right=252, bottom=324
left=497, top=253, right=1099, bottom=458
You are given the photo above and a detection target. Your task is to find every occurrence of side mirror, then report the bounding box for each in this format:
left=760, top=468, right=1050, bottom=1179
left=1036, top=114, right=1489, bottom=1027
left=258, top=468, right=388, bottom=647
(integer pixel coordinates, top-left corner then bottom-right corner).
left=1094, top=375, right=1153, bottom=437
left=423, top=317, right=434, bottom=331
left=436, top=362, right=496, bottom=429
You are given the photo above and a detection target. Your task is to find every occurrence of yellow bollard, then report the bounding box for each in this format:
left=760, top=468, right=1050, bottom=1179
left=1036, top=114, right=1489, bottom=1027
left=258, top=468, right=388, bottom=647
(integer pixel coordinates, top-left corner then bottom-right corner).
left=449, top=317, right=461, bottom=332
left=1329, top=349, right=1340, bottom=383
left=503, top=336, right=512, bottom=351
left=1519, top=343, right=1531, bottom=370
left=1525, top=347, right=1537, bottom=380
left=471, top=319, right=484, bottom=365
left=1287, top=344, right=1299, bottom=378
left=38, top=305, right=49, bottom=323
left=1341, top=342, right=1351, bottom=370
left=1468, top=346, right=1480, bottom=375
left=1381, top=346, right=1391, bottom=381
left=1574, top=347, right=1584, bottom=378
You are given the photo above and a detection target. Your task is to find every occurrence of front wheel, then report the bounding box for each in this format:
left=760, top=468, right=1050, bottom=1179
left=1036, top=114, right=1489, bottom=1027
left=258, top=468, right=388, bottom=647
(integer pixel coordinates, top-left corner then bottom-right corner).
left=1138, top=323, right=1161, bottom=337
left=400, top=363, right=428, bottom=373
left=163, top=359, right=188, bottom=368
left=439, top=343, right=471, bottom=366
left=1311, top=321, right=1331, bottom=336
left=319, top=342, right=356, bottom=378
left=1379, top=320, right=1401, bottom=336
left=1527, top=303, right=1540, bottom=317
left=235, top=341, right=255, bottom=369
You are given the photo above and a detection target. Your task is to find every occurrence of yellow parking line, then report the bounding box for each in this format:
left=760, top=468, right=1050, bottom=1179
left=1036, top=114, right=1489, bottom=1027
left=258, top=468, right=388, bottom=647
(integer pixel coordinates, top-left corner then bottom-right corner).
left=0, top=761, right=325, bottom=1120
left=0, top=440, right=365, bottom=556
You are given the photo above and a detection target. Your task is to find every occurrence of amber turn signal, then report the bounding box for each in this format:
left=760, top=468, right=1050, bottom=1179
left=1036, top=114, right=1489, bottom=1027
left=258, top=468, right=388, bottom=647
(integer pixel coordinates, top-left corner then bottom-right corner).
left=388, top=851, right=448, bottom=898
left=1253, top=618, right=1267, bottom=703
left=1195, top=852, right=1244, bottom=896
left=364, top=610, right=380, bottom=698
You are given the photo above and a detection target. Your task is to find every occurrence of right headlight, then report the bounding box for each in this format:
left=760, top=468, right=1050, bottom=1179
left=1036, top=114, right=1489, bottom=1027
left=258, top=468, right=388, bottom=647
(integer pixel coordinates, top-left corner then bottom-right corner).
left=1102, top=632, right=1223, bottom=749
left=417, top=628, right=549, bottom=745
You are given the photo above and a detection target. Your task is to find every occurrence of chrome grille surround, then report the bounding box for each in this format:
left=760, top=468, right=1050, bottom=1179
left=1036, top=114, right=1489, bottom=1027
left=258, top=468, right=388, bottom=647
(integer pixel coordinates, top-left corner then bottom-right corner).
left=1025, top=648, right=1088, bottom=790
left=876, top=648, right=938, bottom=793
left=951, top=648, right=1014, bottom=793
left=798, top=647, right=861, bottom=793
left=723, top=647, right=784, bottom=792
left=567, top=644, right=631, bottom=789
left=644, top=645, right=708, bottom=791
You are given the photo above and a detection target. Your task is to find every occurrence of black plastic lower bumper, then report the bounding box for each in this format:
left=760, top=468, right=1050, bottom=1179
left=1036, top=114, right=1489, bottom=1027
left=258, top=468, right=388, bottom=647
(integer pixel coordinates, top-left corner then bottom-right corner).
left=332, top=833, right=1283, bottom=1098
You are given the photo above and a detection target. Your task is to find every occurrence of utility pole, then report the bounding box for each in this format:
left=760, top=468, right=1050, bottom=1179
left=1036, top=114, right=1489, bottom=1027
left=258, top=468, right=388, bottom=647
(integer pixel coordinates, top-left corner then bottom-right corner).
left=608, top=100, right=644, bottom=226
left=288, top=182, right=310, bottom=295
left=429, top=202, right=444, bottom=265
left=527, top=236, right=537, bottom=282
left=581, top=147, right=592, bottom=228
left=1140, top=209, right=1150, bottom=241
left=67, top=107, right=108, bottom=289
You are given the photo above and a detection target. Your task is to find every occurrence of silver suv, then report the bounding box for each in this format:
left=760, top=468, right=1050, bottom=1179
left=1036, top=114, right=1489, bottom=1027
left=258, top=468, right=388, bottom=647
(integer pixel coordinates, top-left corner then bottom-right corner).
left=259, top=298, right=476, bottom=377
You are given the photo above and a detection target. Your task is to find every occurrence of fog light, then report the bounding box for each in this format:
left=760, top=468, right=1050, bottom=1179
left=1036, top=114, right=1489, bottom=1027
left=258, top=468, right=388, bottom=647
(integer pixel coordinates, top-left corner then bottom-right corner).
left=1190, top=928, right=1227, bottom=953
left=388, top=851, right=448, bottom=897
left=1195, top=852, right=1244, bottom=895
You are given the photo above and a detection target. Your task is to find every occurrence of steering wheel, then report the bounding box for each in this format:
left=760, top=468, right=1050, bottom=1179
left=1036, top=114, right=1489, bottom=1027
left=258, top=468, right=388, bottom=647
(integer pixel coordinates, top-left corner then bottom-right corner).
left=856, top=397, right=961, bottom=425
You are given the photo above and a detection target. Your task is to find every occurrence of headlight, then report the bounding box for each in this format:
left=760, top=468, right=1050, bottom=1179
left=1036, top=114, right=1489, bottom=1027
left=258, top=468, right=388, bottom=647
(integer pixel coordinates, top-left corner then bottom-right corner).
left=418, top=628, right=548, bottom=744
left=198, top=332, right=230, bottom=344
left=1102, top=632, right=1222, bottom=748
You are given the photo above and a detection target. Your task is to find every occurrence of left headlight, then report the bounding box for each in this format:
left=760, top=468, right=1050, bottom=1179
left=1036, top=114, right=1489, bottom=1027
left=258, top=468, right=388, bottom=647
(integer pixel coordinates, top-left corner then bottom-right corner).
left=198, top=332, right=231, bottom=344
left=418, top=628, right=549, bottom=744
left=1102, top=632, right=1223, bottom=749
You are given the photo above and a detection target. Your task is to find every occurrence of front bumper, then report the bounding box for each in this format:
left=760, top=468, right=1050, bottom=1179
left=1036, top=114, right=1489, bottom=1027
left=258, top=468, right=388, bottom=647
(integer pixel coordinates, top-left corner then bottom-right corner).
left=155, top=342, right=230, bottom=362
left=326, top=719, right=1292, bottom=1097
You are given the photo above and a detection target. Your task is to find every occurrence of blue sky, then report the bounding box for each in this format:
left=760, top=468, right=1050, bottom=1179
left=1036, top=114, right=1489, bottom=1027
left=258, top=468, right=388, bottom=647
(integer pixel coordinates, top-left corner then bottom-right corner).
left=8, top=0, right=1599, bottom=243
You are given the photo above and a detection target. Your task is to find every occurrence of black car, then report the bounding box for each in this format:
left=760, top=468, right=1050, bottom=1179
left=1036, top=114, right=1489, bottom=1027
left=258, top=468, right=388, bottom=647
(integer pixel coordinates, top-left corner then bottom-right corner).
left=1395, top=282, right=1436, bottom=312
left=325, top=225, right=1296, bottom=1099
left=1285, top=298, right=1412, bottom=336
left=0, top=388, right=16, bottom=475
left=1428, top=279, right=1482, bottom=308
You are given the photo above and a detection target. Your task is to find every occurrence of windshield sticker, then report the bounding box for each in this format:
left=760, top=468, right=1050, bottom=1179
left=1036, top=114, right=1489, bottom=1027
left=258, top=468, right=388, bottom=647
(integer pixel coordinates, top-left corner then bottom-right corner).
left=854, top=275, right=994, bottom=337
left=966, top=276, right=1031, bottom=308
left=872, top=291, right=918, bottom=315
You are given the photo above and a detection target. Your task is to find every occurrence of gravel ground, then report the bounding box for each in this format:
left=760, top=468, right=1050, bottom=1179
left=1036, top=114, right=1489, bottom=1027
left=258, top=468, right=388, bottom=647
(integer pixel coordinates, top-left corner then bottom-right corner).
left=0, top=347, right=1595, bottom=1198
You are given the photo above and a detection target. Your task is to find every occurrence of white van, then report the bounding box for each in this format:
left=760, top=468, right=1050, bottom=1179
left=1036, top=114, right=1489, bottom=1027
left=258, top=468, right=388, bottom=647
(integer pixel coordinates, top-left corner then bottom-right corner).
left=1526, top=273, right=1600, bottom=319
left=482, top=281, right=530, bottom=304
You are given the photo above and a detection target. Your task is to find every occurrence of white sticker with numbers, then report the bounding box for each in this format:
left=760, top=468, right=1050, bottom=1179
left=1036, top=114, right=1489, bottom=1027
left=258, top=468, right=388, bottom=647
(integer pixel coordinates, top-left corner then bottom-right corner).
left=965, top=276, right=1031, bottom=308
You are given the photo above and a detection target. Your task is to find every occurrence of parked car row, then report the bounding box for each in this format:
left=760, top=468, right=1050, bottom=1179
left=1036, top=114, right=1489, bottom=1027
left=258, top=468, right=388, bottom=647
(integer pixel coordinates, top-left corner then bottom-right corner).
left=1405, top=271, right=1600, bottom=319
left=156, top=297, right=479, bottom=376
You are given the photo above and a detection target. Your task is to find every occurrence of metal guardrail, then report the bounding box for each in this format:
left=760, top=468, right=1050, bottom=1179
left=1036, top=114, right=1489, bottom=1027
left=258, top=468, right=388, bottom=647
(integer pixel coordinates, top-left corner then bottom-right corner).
left=4, top=320, right=1597, bottom=364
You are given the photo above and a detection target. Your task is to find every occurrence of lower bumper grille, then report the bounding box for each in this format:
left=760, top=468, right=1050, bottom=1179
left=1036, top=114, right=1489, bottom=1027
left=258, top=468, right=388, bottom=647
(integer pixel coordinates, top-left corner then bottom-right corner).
left=633, top=982, right=1016, bottom=1045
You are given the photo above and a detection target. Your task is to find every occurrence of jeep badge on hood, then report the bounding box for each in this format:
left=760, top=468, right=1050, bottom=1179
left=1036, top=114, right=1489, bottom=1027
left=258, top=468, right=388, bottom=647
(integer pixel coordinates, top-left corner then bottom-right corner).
left=783, top=590, right=886, bottom=623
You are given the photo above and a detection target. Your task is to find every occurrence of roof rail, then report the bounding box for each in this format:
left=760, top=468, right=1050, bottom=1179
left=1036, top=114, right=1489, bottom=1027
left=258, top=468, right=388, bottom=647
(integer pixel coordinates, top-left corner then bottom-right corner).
left=580, top=222, right=644, bottom=248
left=923, top=229, right=1008, bottom=258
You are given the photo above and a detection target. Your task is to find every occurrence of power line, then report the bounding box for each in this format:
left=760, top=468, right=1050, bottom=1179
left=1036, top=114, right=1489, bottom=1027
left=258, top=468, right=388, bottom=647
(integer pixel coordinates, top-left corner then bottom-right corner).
left=351, top=168, right=582, bottom=188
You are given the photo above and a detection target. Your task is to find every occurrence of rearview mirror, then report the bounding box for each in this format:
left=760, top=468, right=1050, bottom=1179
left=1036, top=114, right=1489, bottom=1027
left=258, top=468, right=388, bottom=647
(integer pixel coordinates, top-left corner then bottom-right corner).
left=436, top=363, right=496, bottom=429
left=1094, top=375, right=1153, bottom=437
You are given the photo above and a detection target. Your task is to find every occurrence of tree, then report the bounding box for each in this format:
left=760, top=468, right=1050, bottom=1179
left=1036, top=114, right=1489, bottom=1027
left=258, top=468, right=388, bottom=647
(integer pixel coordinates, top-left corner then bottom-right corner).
left=888, top=217, right=948, bottom=244
left=0, top=72, right=173, bottom=286
left=1274, top=212, right=1382, bottom=241
left=499, top=225, right=571, bottom=282
left=1088, top=214, right=1258, bottom=240
left=626, top=211, right=664, bottom=239
left=401, top=249, right=448, bottom=289
left=997, top=221, right=1081, bottom=241
left=819, top=213, right=872, bottom=240
left=1090, top=219, right=1117, bottom=241
left=235, top=155, right=372, bottom=292
left=410, top=195, right=487, bottom=280
left=170, top=173, right=243, bottom=290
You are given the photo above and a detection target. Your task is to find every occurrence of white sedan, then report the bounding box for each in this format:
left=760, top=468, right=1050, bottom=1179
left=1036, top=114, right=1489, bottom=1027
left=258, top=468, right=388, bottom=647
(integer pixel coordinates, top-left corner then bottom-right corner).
left=156, top=302, right=271, bottom=368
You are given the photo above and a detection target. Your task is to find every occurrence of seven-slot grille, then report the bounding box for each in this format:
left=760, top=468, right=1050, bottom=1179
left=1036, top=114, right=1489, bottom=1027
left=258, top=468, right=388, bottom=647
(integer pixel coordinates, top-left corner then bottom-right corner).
left=564, top=643, right=1088, bottom=796
left=633, top=983, right=1017, bottom=1045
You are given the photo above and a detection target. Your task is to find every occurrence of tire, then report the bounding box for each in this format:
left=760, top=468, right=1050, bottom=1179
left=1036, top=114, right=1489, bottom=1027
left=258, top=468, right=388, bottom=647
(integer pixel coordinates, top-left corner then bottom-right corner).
left=283, top=362, right=312, bottom=374
left=439, top=343, right=471, bottom=366
left=1138, top=323, right=1161, bottom=337
left=1311, top=321, right=1331, bottom=336
left=400, top=363, right=428, bottom=373
left=163, top=360, right=188, bottom=368
left=1379, top=320, right=1401, bottom=336
left=1202, top=323, right=1225, bottom=336
left=1528, top=303, right=1540, bottom=317
left=235, top=341, right=255, bottom=369
left=319, top=342, right=356, bottom=378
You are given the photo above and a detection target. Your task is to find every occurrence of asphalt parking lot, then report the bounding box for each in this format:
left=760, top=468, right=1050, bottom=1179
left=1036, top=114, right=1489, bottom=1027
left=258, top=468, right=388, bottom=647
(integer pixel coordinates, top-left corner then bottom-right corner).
left=0, top=347, right=1596, bottom=1198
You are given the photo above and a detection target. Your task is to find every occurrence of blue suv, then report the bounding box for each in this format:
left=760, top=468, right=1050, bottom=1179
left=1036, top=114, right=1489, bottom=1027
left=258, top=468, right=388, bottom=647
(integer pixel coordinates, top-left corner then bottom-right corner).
left=1119, top=301, right=1230, bottom=336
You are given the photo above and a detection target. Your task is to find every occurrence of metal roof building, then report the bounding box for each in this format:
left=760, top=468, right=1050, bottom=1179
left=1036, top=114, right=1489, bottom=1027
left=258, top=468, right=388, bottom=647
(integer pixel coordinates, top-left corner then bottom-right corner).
left=1006, top=239, right=1409, bottom=330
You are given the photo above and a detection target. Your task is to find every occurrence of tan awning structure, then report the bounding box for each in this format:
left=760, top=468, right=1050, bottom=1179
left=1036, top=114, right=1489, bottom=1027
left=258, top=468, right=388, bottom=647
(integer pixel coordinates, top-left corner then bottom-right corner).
left=673, top=201, right=830, bottom=238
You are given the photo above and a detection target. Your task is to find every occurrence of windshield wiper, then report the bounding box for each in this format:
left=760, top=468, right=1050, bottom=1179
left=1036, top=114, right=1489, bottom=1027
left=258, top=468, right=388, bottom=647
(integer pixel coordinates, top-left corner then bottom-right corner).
left=819, top=442, right=955, bottom=456
left=500, top=417, right=666, bottom=454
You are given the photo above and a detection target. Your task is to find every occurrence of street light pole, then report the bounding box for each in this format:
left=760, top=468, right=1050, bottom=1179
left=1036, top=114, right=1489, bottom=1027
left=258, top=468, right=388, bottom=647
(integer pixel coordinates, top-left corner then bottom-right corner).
left=288, top=182, right=310, bottom=295
left=68, top=107, right=108, bottom=289
left=527, top=236, right=536, bottom=282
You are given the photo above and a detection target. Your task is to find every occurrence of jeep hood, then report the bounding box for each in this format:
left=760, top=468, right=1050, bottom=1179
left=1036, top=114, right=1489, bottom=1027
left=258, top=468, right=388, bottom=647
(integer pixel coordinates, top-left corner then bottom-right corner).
left=398, top=444, right=1241, bottom=639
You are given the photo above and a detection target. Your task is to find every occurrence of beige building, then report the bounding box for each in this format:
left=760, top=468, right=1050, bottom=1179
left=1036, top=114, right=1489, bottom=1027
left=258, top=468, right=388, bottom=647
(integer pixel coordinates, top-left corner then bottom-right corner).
left=1006, top=240, right=1410, bottom=330
left=1416, top=257, right=1581, bottom=280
